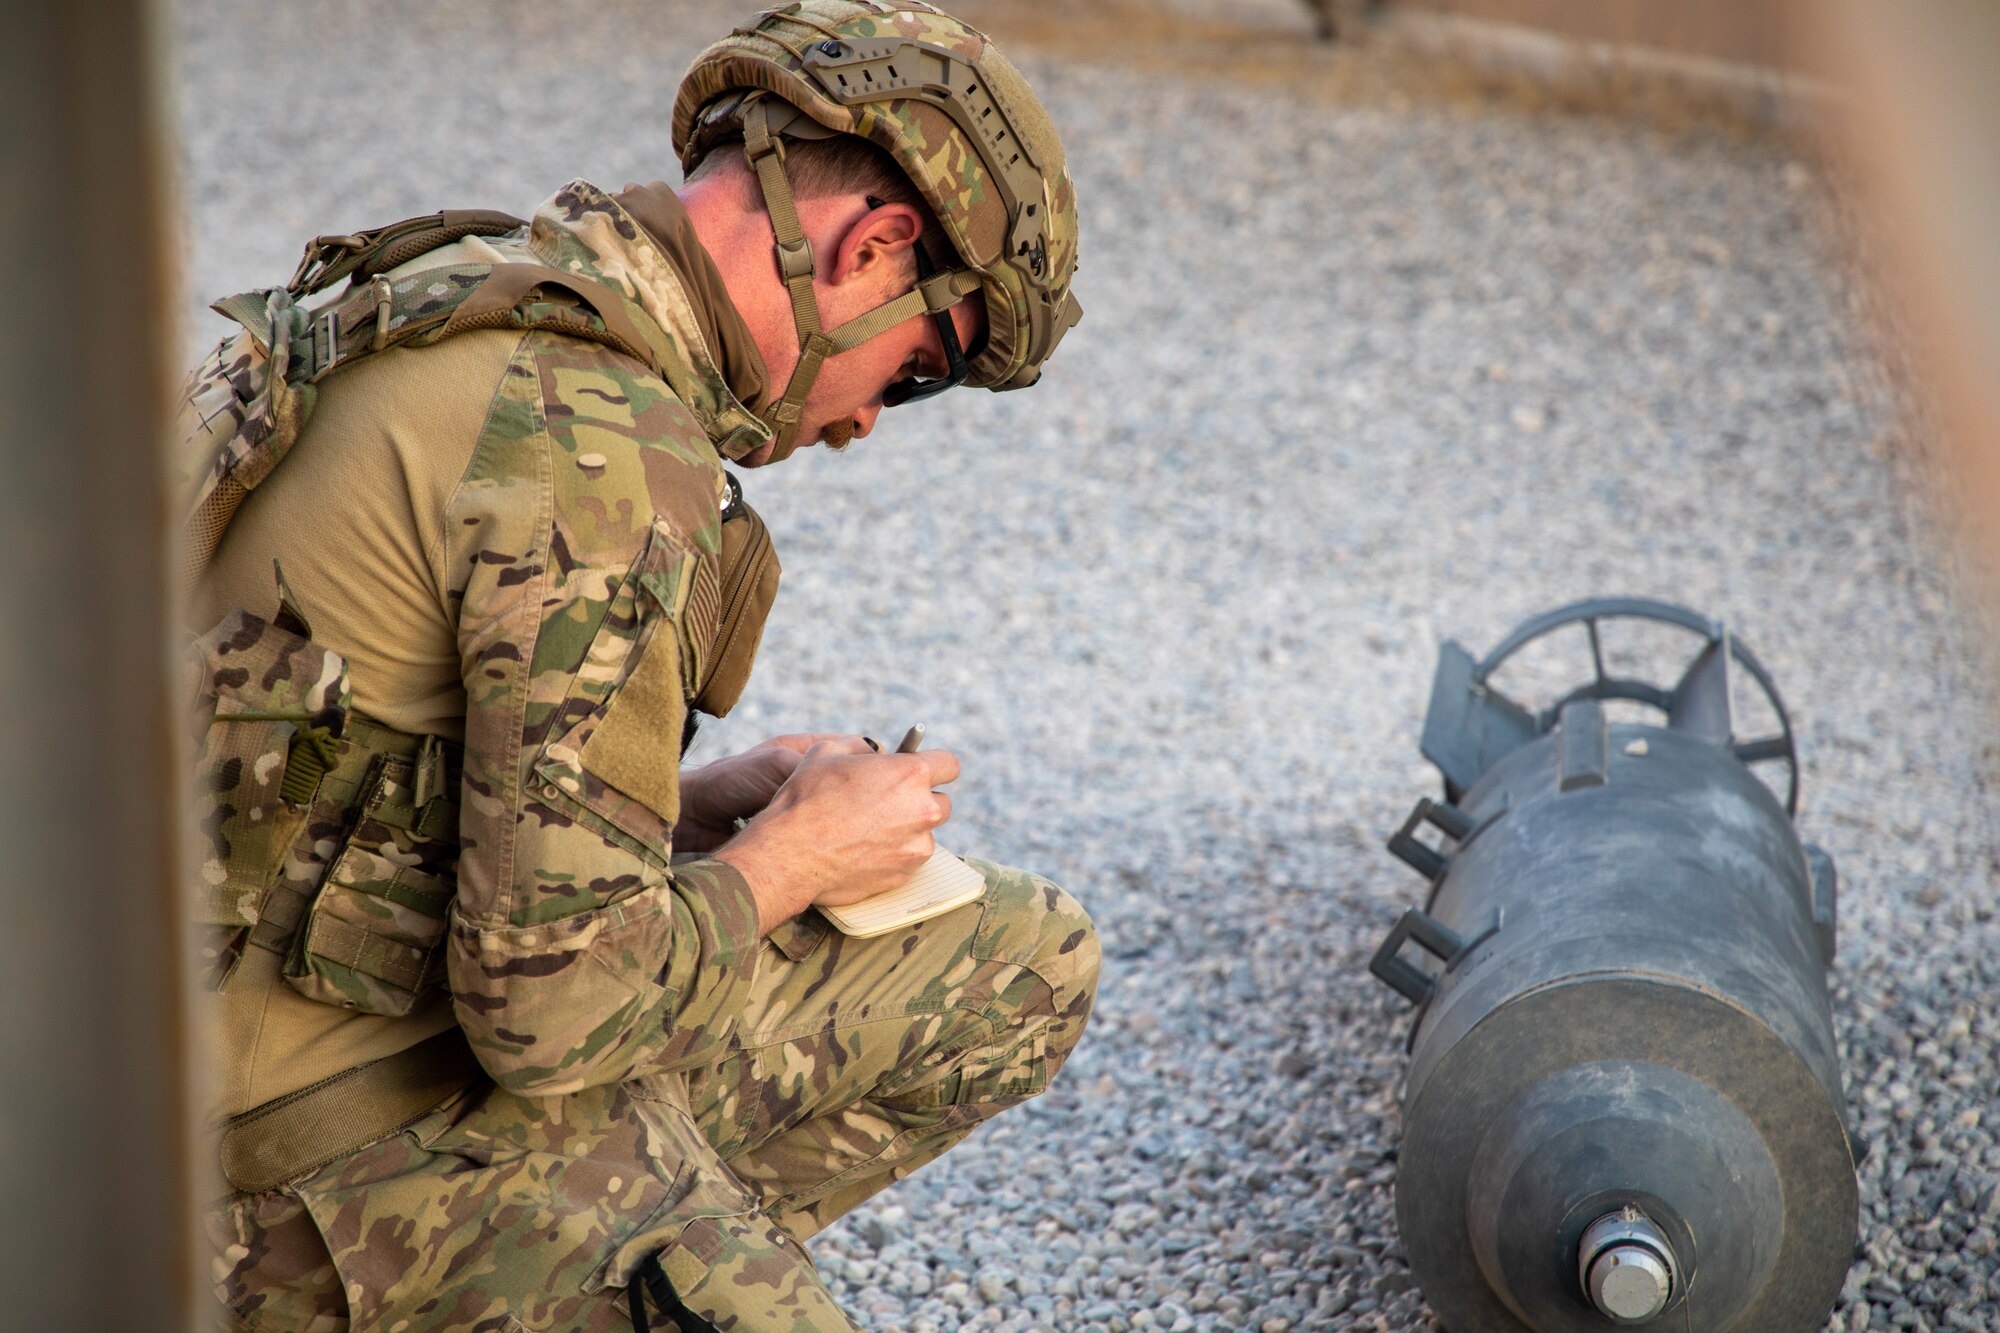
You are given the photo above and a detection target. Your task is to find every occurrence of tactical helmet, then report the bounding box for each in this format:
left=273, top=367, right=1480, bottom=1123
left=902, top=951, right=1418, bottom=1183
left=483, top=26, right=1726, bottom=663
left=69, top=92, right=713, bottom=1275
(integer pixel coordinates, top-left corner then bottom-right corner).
left=673, top=0, right=1083, bottom=459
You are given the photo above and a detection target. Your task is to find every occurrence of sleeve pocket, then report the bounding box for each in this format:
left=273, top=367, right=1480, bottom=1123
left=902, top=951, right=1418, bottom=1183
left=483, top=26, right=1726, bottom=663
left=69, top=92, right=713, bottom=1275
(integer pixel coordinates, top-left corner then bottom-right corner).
left=533, top=519, right=702, bottom=861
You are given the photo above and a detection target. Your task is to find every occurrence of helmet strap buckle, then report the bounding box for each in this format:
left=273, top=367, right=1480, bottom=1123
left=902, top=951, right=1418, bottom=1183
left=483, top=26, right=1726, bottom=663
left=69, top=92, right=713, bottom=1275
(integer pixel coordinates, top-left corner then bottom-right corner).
left=742, top=125, right=785, bottom=166
left=774, top=234, right=817, bottom=285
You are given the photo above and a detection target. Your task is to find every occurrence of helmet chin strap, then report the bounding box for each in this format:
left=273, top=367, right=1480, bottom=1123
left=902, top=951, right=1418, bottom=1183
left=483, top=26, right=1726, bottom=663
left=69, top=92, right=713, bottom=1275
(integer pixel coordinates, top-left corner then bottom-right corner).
left=739, top=97, right=978, bottom=463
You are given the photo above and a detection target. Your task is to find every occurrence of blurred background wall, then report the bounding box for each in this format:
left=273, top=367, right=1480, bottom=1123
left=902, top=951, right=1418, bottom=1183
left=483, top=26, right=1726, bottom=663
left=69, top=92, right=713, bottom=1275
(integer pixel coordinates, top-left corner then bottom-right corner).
left=0, top=0, right=189, bottom=1327
left=1386, top=0, right=1791, bottom=68
left=1267, top=0, right=1996, bottom=599
left=1801, top=0, right=2000, bottom=622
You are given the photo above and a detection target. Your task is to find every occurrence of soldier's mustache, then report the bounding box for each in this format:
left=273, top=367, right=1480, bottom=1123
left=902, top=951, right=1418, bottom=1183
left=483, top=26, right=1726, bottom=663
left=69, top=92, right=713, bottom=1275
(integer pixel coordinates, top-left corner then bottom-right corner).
left=822, top=418, right=855, bottom=452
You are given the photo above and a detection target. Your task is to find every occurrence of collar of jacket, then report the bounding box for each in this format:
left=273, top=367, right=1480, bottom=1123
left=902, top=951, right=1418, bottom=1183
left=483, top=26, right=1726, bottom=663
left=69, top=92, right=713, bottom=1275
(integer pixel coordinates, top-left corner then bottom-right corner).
left=525, top=179, right=773, bottom=463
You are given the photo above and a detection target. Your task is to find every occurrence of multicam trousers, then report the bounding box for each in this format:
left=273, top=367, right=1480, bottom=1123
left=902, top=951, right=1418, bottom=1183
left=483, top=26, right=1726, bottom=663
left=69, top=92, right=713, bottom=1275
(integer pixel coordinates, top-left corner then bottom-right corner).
left=207, top=860, right=1098, bottom=1331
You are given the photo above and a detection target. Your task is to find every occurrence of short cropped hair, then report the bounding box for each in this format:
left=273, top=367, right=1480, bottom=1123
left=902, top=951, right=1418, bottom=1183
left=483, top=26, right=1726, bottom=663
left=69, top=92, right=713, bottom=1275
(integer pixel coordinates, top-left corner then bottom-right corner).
left=690, top=133, right=947, bottom=269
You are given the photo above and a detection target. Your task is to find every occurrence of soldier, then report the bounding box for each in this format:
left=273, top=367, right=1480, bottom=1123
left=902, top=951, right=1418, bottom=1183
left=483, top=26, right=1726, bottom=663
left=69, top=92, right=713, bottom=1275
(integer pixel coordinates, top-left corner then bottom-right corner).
left=184, top=4, right=1096, bottom=1329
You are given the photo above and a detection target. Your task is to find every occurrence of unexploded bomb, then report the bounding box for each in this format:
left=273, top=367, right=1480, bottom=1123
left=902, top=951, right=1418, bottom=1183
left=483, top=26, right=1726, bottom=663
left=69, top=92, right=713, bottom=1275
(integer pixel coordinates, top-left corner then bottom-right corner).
left=1370, top=598, right=1859, bottom=1333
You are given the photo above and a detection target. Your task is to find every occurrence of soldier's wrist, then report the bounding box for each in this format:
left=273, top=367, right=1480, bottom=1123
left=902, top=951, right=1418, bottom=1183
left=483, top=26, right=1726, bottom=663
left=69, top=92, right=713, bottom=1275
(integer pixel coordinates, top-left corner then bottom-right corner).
left=713, top=831, right=816, bottom=937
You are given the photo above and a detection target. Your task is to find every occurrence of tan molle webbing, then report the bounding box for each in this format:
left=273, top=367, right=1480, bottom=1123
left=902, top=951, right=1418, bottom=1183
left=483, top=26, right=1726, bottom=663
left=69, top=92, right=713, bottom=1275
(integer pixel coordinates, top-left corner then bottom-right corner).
left=218, top=1026, right=482, bottom=1195
left=300, top=901, right=445, bottom=996
left=246, top=723, right=462, bottom=965
left=286, top=209, right=525, bottom=299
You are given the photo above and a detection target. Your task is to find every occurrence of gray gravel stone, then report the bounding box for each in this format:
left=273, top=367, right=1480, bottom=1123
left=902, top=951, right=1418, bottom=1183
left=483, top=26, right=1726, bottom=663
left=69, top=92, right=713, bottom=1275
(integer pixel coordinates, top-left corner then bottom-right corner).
left=179, top=2, right=2000, bottom=1330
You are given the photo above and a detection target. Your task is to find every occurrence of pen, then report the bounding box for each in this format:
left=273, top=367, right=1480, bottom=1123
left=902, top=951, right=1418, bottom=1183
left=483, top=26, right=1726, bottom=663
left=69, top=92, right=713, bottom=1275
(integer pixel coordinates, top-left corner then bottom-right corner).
left=895, top=723, right=926, bottom=754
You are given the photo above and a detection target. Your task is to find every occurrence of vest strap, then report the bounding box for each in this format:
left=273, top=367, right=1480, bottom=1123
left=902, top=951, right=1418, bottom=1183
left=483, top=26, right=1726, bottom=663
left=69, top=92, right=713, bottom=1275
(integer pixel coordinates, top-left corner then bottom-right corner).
left=286, top=208, right=525, bottom=298
left=295, top=261, right=666, bottom=387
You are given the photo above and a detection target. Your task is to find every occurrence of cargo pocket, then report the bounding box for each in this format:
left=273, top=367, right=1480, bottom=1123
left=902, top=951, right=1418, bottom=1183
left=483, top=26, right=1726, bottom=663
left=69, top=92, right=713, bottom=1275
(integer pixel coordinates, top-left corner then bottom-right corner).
left=568, top=1080, right=768, bottom=1296
left=580, top=1157, right=761, bottom=1301
left=285, top=750, right=458, bottom=1016
left=883, top=1020, right=1050, bottom=1111
left=284, top=1081, right=751, bottom=1331
left=534, top=517, right=705, bottom=861
left=957, top=1025, right=1050, bottom=1103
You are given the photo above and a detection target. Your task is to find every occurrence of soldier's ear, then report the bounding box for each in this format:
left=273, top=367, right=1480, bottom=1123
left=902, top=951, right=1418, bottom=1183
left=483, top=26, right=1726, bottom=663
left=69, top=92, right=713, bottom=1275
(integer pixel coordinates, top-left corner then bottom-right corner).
left=826, top=200, right=923, bottom=288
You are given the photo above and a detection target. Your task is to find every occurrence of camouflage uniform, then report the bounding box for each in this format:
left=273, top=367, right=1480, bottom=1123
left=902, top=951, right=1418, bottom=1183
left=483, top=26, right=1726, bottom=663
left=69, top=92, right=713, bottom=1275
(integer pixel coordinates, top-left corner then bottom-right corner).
left=197, top=181, right=1097, bottom=1330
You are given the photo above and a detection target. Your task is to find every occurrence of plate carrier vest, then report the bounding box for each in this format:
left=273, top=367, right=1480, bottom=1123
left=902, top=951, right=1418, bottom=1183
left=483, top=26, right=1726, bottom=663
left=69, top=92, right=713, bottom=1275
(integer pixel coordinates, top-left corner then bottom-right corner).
left=178, top=211, right=780, bottom=1199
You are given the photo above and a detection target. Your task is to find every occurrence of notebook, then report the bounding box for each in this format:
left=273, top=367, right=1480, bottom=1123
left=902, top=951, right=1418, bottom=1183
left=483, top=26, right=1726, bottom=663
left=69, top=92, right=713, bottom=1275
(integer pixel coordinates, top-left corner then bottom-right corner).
left=817, top=845, right=986, bottom=938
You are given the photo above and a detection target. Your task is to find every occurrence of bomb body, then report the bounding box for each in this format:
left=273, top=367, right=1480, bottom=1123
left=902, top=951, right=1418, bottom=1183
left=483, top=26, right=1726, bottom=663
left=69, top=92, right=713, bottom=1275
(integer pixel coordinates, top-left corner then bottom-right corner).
left=1370, top=600, right=1858, bottom=1332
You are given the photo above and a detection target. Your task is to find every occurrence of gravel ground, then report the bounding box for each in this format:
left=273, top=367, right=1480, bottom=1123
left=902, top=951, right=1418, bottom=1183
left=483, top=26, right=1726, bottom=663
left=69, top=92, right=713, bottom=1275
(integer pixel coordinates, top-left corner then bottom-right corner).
left=179, top=3, right=2000, bottom=1329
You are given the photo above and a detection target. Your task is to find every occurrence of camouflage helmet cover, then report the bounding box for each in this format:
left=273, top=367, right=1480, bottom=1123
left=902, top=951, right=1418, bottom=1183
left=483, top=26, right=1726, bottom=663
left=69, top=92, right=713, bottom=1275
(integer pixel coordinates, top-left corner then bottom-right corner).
left=673, top=0, right=1083, bottom=393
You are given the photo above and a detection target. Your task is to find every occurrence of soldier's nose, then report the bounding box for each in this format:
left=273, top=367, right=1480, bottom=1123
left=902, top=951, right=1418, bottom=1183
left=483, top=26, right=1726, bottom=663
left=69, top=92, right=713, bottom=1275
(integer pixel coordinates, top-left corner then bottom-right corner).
left=852, top=405, right=881, bottom=439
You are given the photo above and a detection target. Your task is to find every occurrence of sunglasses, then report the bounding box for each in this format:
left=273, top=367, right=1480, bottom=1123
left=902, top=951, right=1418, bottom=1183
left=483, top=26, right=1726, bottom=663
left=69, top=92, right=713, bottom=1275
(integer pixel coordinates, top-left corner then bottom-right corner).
left=867, top=196, right=972, bottom=408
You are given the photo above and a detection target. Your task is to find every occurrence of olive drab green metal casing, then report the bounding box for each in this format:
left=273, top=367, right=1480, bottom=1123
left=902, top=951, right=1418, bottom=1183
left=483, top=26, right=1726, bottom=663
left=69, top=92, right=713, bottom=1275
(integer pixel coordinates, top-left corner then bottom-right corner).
left=672, top=0, right=1083, bottom=394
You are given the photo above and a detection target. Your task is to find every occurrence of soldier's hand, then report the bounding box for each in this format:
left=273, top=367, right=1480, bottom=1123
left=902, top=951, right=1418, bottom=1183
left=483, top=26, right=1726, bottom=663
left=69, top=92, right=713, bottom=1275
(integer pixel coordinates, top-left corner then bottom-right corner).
left=714, top=735, right=958, bottom=933
left=674, top=733, right=844, bottom=852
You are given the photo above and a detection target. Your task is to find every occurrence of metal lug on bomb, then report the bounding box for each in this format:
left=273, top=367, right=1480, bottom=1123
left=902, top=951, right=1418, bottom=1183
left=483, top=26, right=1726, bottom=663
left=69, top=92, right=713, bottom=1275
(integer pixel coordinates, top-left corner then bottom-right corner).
left=1368, top=598, right=1859, bottom=1333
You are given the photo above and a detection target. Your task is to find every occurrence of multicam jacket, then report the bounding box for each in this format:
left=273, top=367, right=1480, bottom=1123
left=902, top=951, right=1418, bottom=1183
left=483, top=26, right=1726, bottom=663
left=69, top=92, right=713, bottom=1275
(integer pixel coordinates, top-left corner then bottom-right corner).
left=191, top=180, right=783, bottom=1115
